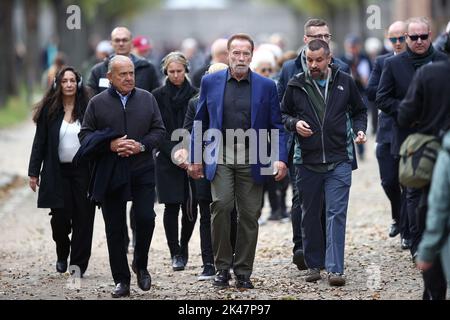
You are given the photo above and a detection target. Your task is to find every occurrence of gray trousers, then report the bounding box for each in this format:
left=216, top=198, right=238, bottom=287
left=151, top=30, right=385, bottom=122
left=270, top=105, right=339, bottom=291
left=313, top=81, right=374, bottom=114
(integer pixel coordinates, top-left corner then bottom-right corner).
left=210, top=162, right=263, bottom=277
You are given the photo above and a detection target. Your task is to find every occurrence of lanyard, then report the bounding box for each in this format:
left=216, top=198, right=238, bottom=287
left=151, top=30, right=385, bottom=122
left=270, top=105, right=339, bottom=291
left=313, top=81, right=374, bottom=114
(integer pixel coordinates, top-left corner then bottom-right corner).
left=311, top=68, right=331, bottom=103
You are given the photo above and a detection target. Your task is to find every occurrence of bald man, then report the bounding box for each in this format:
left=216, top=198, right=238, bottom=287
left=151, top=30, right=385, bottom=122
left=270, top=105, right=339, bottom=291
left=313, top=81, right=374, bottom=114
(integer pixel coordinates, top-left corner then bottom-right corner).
left=367, top=21, right=407, bottom=242
left=192, top=38, right=229, bottom=88
left=80, top=55, right=166, bottom=298
left=87, top=27, right=160, bottom=95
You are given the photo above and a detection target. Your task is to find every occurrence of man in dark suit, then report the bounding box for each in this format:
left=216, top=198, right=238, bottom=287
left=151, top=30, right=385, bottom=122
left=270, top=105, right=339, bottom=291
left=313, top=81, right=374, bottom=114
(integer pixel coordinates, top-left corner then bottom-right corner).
left=188, top=33, right=288, bottom=289
left=376, top=17, right=448, bottom=261
left=367, top=21, right=407, bottom=244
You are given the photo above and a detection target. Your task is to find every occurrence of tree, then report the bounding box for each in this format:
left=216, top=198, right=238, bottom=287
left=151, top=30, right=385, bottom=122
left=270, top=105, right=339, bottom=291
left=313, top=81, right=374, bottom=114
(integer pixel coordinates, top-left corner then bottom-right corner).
left=0, top=0, right=17, bottom=108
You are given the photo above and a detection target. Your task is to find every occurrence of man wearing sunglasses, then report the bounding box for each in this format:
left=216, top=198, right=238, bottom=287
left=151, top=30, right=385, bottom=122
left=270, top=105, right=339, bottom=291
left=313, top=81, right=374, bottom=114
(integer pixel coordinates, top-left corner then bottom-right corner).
left=376, top=17, right=447, bottom=265
left=367, top=21, right=407, bottom=248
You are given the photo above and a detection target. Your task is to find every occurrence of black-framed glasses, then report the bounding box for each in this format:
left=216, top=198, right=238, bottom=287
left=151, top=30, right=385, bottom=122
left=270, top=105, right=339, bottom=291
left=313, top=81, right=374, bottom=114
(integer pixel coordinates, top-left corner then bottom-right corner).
left=306, top=34, right=332, bottom=41
left=389, top=36, right=406, bottom=44
left=261, top=68, right=273, bottom=73
left=407, top=34, right=429, bottom=41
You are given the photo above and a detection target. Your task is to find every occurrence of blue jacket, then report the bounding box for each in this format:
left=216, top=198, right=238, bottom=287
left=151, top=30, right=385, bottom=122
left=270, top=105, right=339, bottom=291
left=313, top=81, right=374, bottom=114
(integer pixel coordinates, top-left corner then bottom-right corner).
left=191, top=69, right=288, bottom=184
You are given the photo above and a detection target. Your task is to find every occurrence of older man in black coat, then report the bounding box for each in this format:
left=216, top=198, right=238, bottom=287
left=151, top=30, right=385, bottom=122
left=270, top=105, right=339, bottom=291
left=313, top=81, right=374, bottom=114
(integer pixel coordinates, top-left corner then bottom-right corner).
left=80, top=55, right=165, bottom=298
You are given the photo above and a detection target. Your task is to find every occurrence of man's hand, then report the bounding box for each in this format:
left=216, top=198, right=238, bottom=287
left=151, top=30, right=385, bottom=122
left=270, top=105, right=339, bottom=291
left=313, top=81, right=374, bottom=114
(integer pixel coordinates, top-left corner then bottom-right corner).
left=273, top=161, right=288, bottom=181
left=173, top=148, right=189, bottom=170
left=354, top=131, right=367, bottom=144
left=416, top=260, right=433, bottom=272
left=188, top=163, right=204, bottom=179
left=29, top=176, right=39, bottom=192
left=110, top=135, right=127, bottom=153
left=111, top=135, right=141, bottom=157
left=296, top=120, right=313, bottom=137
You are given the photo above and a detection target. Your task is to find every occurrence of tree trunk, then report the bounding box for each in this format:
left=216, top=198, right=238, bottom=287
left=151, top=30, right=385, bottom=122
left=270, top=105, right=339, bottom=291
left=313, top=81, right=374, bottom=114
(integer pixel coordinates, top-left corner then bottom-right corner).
left=51, top=0, right=90, bottom=70
left=24, top=0, right=40, bottom=104
left=0, top=0, right=16, bottom=108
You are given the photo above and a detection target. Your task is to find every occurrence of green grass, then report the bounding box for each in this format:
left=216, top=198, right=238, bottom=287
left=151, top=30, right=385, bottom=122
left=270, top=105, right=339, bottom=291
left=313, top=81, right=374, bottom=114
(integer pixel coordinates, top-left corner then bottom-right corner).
left=0, top=90, right=34, bottom=128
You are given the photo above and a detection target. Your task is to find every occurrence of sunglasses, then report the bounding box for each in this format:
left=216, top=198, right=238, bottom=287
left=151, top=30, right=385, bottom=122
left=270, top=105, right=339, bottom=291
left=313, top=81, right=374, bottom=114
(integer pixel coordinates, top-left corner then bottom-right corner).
left=261, top=68, right=273, bottom=73
left=407, top=34, right=429, bottom=41
left=389, top=36, right=406, bottom=44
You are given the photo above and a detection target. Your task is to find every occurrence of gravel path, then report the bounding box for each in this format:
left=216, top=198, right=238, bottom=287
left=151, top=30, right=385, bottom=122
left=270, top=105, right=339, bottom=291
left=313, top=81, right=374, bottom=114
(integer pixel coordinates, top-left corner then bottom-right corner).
left=0, top=120, right=423, bottom=300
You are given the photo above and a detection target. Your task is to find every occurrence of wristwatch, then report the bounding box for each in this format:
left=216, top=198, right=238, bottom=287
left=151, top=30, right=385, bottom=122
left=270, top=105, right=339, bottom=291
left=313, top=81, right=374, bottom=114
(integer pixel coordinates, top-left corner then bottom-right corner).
left=139, top=143, right=146, bottom=153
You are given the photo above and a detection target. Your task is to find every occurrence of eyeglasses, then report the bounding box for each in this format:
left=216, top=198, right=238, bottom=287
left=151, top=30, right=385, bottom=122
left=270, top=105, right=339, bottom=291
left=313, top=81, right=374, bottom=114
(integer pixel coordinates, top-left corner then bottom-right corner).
left=306, top=34, right=332, bottom=41
left=113, top=38, right=131, bottom=44
left=261, top=68, right=273, bottom=73
left=407, top=34, right=429, bottom=41
left=389, top=36, right=406, bottom=44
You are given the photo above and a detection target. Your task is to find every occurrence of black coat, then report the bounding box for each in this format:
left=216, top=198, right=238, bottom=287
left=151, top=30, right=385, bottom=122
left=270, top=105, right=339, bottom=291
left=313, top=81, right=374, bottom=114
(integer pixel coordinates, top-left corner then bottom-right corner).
left=87, top=53, right=160, bottom=95
left=398, top=59, right=450, bottom=136
left=367, top=52, right=395, bottom=145
left=152, top=81, right=198, bottom=204
left=376, top=49, right=447, bottom=154
left=281, top=65, right=367, bottom=165
left=184, top=95, right=212, bottom=202
left=28, top=108, right=82, bottom=209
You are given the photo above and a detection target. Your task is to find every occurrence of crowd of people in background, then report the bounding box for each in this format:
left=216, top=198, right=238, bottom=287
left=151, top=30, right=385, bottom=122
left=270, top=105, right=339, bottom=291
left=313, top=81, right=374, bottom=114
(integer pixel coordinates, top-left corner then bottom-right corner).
left=28, top=17, right=450, bottom=299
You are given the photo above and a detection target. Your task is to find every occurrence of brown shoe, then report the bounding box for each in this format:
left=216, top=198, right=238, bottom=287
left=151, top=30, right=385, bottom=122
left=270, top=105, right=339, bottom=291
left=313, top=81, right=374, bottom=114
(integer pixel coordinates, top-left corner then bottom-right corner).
left=328, top=273, right=346, bottom=286
left=305, top=268, right=321, bottom=282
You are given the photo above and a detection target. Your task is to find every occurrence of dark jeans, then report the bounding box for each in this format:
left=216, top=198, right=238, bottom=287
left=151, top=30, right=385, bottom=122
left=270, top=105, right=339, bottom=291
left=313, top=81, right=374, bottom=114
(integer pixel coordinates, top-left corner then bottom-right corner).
left=163, top=201, right=198, bottom=258
left=297, top=162, right=352, bottom=274
left=406, top=187, right=422, bottom=255
left=50, top=163, right=95, bottom=274
left=198, top=200, right=214, bottom=265
left=101, top=167, right=156, bottom=285
left=422, top=257, right=447, bottom=300
left=263, top=176, right=289, bottom=215
left=375, top=143, right=401, bottom=223
left=289, top=164, right=303, bottom=253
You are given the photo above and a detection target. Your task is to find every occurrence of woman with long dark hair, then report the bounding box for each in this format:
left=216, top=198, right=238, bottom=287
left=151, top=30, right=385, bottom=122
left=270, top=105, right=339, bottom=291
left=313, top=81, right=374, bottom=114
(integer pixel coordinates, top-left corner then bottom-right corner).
left=28, top=66, right=95, bottom=276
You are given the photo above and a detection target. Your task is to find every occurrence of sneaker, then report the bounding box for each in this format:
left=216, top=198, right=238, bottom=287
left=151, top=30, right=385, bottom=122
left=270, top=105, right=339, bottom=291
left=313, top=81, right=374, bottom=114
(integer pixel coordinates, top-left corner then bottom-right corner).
left=328, top=272, right=346, bottom=286
left=198, top=264, right=216, bottom=281
left=305, top=268, right=321, bottom=282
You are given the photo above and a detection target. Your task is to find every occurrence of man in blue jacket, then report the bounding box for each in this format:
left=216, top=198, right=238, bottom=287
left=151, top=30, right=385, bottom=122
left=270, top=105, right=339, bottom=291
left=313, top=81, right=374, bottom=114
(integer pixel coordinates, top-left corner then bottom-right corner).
left=189, top=33, right=288, bottom=290
left=281, top=40, right=367, bottom=286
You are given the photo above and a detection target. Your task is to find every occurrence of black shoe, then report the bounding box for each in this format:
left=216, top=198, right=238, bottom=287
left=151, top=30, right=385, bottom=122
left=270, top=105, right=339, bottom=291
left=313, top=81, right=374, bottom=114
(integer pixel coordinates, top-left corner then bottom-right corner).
left=198, top=263, right=216, bottom=281
left=213, top=269, right=231, bottom=287
left=401, top=238, right=411, bottom=250
left=293, top=249, right=307, bottom=270
left=389, top=222, right=400, bottom=238
left=180, top=244, right=189, bottom=266
left=111, top=282, right=130, bottom=298
left=56, top=260, right=68, bottom=273
left=235, top=274, right=254, bottom=290
left=267, top=211, right=281, bottom=221
left=172, top=255, right=185, bottom=271
left=136, top=269, right=152, bottom=291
